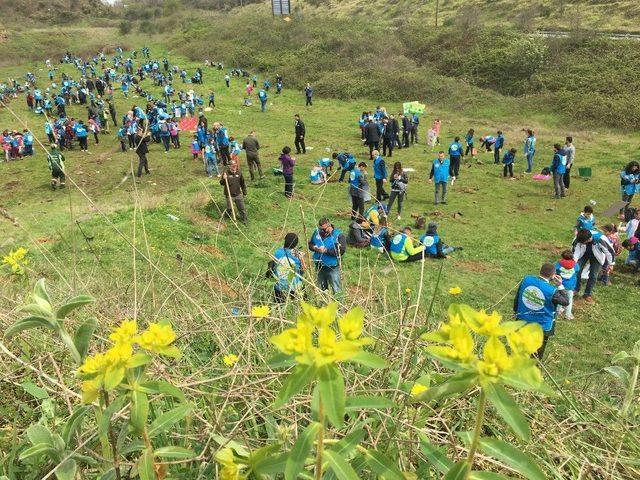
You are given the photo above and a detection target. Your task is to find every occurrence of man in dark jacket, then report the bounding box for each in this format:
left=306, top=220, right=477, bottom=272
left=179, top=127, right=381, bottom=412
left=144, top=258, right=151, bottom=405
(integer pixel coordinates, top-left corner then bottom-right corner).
left=242, top=131, right=264, bottom=180
left=220, top=162, right=248, bottom=224
left=134, top=128, right=150, bottom=178
left=382, top=118, right=396, bottom=157
left=401, top=114, right=412, bottom=148
left=294, top=114, right=306, bottom=154
left=363, top=118, right=380, bottom=160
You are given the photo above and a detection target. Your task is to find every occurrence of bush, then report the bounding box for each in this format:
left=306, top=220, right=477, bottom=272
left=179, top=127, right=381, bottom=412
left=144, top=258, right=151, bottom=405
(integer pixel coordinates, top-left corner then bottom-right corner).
left=118, top=20, right=132, bottom=35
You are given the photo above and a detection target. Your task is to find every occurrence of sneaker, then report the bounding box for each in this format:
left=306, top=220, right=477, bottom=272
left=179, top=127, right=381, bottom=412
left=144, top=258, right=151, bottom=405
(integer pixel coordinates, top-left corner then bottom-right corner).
left=583, top=296, right=595, bottom=304
left=441, top=201, right=447, bottom=205
left=565, top=314, right=574, bottom=320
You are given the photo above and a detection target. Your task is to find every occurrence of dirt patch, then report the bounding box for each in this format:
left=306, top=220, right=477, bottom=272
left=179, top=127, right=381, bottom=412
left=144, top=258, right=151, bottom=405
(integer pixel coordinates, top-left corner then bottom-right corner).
left=36, top=237, right=54, bottom=244
left=206, top=274, right=237, bottom=298
left=195, top=244, right=224, bottom=258
left=5, top=181, right=18, bottom=190
left=453, top=260, right=501, bottom=274
left=513, top=241, right=565, bottom=256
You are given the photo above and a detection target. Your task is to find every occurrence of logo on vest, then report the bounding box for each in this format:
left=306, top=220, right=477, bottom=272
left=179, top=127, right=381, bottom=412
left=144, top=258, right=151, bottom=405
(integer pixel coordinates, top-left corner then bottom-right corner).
left=522, top=286, right=545, bottom=310
left=422, top=237, right=435, bottom=247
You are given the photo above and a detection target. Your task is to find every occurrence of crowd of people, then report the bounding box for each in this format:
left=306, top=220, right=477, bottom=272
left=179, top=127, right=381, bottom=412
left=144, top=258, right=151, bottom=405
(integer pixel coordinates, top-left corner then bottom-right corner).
left=2, top=45, right=639, bottom=362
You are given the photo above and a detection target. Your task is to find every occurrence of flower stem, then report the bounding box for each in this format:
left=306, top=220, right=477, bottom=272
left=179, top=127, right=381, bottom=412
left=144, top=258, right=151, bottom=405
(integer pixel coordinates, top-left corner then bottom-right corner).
left=622, top=364, right=639, bottom=418
left=465, top=390, right=487, bottom=478
left=315, top=398, right=325, bottom=480
left=101, top=390, right=122, bottom=480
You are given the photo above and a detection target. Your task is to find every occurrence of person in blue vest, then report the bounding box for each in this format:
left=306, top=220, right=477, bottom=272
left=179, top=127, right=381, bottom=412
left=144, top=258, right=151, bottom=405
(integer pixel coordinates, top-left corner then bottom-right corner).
left=117, top=125, right=127, bottom=152
left=514, top=263, right=569, bottom=359
left=308, top=218, right=346, bottom=294
left=620, top=161, right=640, bottom=207
left=419, top=222, right=462, bottom=258
left=572, top=229, right=615, bottom=304
left=370, top=216, right=390, bottom=253
left=411, top=114, right=419, bottom=144
left=208, top=91, right=215, bottom=107
left=464, top=129, right=475, bottom=158
left=390, top=227, right=425, bottom=262
left=555, top=250, right=580, bottom=321
left=574, top=205, right=596, bottom=234
left=22, top=130, right=34, bottom=156
left=159, top=119, right=171, bottom=152
left=252, top=75, right=258, bottom=87
left=349, top=162, right=367, bottom=220
left=494, top=130, right=505, bottom=164
left=524, top=129, right=536, bottom=173
left=429, top=152, right=450, bottom=205
left=447, top=136, right=463, bottom=181
left=373, top=150, right=389, bottom=201
left=214, top=122, right=231, bottom=165
left=258, top=89, right=268, bottom=112
left=502, top=148, right=517, bottom=178
left=304, top=83, right=313, bottom=106
left=334, top=151, right=356, bottom=182
left=269, top=233, right=306, bottom=302
left=45, top=121, right=55, bottom=144
left=74, top=121, right=89, bottom=152
left=550, top=143, right=567, bottom=199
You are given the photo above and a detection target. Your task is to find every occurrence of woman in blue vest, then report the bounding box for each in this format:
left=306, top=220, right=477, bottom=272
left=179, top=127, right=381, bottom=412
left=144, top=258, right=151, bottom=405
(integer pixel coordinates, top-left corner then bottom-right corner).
left=620, top=161, right=640, bottom=207
left=308, top=218, right=346, bottom=294
left=429, top=152, right=450, bottom=204
left=370, top=216, right=390, bottom=253
left=447, top=137, right=463, bottom=179
left=524, top=129, right=536, bottom=173
left=514, top=263, right=569, bottom=359
left=269, top=233, right=305, bottom=303
left=349, top=162, right=368, bottom=221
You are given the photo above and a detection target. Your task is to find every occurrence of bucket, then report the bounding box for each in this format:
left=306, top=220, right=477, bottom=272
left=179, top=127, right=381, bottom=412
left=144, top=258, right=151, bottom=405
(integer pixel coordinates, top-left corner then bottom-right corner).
left=578, top=167, right=592, bottom=178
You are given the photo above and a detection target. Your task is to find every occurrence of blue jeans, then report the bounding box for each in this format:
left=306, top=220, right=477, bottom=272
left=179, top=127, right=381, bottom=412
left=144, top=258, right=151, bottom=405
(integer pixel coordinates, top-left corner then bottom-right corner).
left=316, top=265, right=341, bottom=293
left=576, top=256, right=602, bottom=297
left=260, top=100, right=266, bottom=112
left=526, top=151, right=535, bottom=172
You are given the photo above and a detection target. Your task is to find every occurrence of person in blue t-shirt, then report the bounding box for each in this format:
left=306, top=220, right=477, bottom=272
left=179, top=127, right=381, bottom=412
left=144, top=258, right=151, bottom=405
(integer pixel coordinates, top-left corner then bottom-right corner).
left=574, top=205, right=596, bottom=234
left=464, top=129, right=475, bottom=158
left=514, top=263, right=569, bottom=359
left=373, top=150, right=389, bottom=201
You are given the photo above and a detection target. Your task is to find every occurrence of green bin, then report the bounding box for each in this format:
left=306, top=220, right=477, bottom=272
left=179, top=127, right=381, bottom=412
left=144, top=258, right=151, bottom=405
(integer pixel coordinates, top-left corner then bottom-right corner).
left=578, top=167, right=592, bottom=178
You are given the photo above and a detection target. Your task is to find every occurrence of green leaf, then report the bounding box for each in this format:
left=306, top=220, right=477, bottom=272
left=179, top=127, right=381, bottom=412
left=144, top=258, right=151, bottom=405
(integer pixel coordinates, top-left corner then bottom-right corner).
left=484, top=383, right=531, bottom=442
left=210, top=435, right=250, bottom=457
left=17, top=303, right=54, bottom=319
left=248, top=443, right=283, bottom=470
left=21, top=381, right=49, bottom=400
left=612, top=351, right=630, bottom=364
left=419, top=436, right=453, bottom=474
left=73, top=317, right=97, bottom=361
left=128, top=353, right=152, bottom=369
left=329, top=428, right=366, bottom=457
left=477, top=438, right=545, bottom=480
left=153, top=446, right=196, bottom=459
left=56, top=295, right=95, bottom=319
left=318, top=365, right=345, bottom=428
left=26, top=424, right=54, bottom=447
left=18, top=443, right=60, bottom=462
left=148, top=403, right=192, bottom=438
left=323, top=450, right=360, bottom=480
left=363, top=449, right=404, bottom=480
left=58, top=328, right=82, bottom=365
left=138, top=380, right=185, bottom=401
left=349, top=351, right=387, bottom=368
left=444, top=460, right=469, bottom=480
left=55, top=459, right=77, bottom=480
left=137, top=448, right=155, bottom=480
left=267, top=353, right=297, bottom=368
left=253, top=453, right=288, bottom=475
left=62, top=405, right=90, bottom=446
left=103, top=367, right=125, bottom=391
left=604, top=366, right=630, bottom=389
left=98, top=396, right=125, bottom=439
left=5, top=317, right=56, bottom=338
left=345, top=395, right=393, bottom=412
left=470, top=472, right=513, bottom=480
left=33, top=278, right=51, bottom=304
left=97, top=469, right=116, bottom=480
left=273, top=364, right=316, bottom=409
left=417, top=372, right=478, bottom=403
left=130, top=391, right=149, bottom=434
left=285, top=422, right=320, bottom=480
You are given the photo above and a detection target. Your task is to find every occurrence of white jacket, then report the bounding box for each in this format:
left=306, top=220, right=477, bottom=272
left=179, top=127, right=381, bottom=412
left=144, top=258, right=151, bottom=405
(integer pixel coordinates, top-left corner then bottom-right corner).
left=573, top=235, right=615, bottom=266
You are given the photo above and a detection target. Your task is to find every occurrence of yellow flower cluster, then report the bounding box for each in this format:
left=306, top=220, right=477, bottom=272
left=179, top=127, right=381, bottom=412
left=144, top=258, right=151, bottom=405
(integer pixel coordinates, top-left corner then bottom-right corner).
left=77, top=320, right=180, bottom=403
left=223, top=354, right=239, bottom=367
left=270, top=302, right=372, bottom=367
left=215, top=448, right=246, bottom=480
left=2, top=247, right=29, bottom=275
left=423, top=304, right=544, bottom=384
left=251, top=305, right=270, bottom=318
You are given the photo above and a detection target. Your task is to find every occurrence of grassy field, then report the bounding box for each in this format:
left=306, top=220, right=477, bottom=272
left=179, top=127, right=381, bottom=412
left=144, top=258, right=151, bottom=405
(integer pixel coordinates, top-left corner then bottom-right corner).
left=1, top=41, right=640, bottom=477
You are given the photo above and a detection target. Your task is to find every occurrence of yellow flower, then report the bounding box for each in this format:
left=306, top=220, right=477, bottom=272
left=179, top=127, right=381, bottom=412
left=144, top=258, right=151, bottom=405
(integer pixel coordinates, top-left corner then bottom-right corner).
left=477, top=336, right=514, bottom=381
left=507, top=323, right=543, bottom=356
left=104, top=342, right=134, bottom=366
left=81, top=379, right=101, bottom=404
left=338, top=307, right=364, bottom=341
left=78, top=352, right=110, bottom=376
left=136, top=322, right=180, bottom=357
left=449, top=286, right=462, bottom=295
left=465, top=310, right=503, bottom=336
left=215, top=448, right=246, bottom=480
left=223, top=354, right=239, bottom=367
left=251, top=305, right=270, bottom=318
left=270, top=321, right=314, bottom=359
left=109, top=320, right=137, bottom=345
left=2, top=247, right=29, bottom=275
left=410, top=383, right=428, bottom=397
left=405, top=288, right=412, bottom=294
left=300, top=302, right=338, bottom=328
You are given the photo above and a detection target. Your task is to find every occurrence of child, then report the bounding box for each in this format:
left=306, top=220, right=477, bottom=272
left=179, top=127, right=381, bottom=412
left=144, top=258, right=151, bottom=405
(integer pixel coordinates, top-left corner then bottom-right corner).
left=204, top=138, right=219, bottom=178
left=318, top=157, right=334, bottom=175
left=575, top=205, right=596, bottom=234
left=190, top=134, right=201, bottom=160
left=555, top=250, right=580, bottom=320
left=600, top=224, right=622, bottom=285
left=622, top=237, right=639, bottom=268
left=170, top=120, right=180, bottom=148
left=370, top=216, right=390, bottom=253
left=309, top=166, right=327, bottom=184
left=117, top=126, right=127, bottom=152
left=502, top=148, right=516, bottom=178
left=230, top=137, right=241, bottom=164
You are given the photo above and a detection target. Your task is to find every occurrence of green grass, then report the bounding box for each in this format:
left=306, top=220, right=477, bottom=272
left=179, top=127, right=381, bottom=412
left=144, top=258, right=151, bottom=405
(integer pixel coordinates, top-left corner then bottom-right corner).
left=1, top=42, right=640, bottom=478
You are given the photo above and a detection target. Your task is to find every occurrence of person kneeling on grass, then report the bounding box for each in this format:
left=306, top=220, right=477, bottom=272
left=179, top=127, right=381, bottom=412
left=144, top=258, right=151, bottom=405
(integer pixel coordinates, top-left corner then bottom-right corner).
left=555, top=250, right=580, bottom=320
left=514, top=263, right=569, bottom=360
left=419, top=221, right=462, bottom=258
left=390, top=227, right=425, bottom=262
left=347, top=218, right=371, bottom=248
left=622, top=237, right=639, bottom=269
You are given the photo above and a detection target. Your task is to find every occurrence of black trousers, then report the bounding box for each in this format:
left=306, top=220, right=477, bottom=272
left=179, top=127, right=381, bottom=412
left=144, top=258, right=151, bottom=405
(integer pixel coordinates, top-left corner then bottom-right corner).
left=563, top=165, right=571, bottom=189
left=219, top=145, right=231, bottom=165
left=382, top=137, right=394, bottom=157
left=283, top=173, right=294, bottom=198
left=161, top=136, right=170, bottom=151
left=494, top=147, right=501, bottom=164
left=406, top=251, right=425, bottom=262
left=503, top=164, right=513, bottom=177
left=339, top=164, right=354, bottom=182
left=450, top=156, right=460, bottom=177
left=375, top=178, right=388, bottom=200
left=533, top=325, right=554, bottom=360
left=128, top=134, right=135, bottom=149
left=351, top=195, right=364, bottom=220
left=306, top=96, right=312, bottom=106
left=78, top=137, right=88, bottom=151
left=402, top=132, right=410, bottom=147
left=137, top=154, right=149, bottom=177
left=295, top=136, right=306, bottom=154
left=367, top=142, right=379, bottom=159
left=410, top=126, right=418, bottom=144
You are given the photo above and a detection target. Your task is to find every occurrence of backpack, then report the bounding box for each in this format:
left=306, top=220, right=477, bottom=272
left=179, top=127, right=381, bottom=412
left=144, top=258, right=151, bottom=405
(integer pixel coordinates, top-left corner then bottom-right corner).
left=160, top=122, right=169, bottom=133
